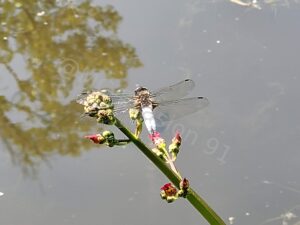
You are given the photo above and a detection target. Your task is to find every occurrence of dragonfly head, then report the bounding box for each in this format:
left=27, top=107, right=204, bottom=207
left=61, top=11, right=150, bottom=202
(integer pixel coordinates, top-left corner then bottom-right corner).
left=134, top=86, right=149, bottom=96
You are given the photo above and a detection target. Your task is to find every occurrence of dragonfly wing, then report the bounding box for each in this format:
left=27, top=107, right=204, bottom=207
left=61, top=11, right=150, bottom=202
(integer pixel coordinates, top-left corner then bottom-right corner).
left=153, top=97, right=209, bottom=122
left=113, top=101, right=136, bottom=113
left=108, top=92, right=136, bottom=113
left=151, top=79, right=195, bottom=102
left=100, top=90, right=133, bottom=104
left=76, top=90, right=135, bottom=112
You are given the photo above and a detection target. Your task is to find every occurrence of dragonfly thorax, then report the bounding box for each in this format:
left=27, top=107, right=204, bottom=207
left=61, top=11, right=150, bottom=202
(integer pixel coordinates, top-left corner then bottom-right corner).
left=134, top=86, right=154, bottom=108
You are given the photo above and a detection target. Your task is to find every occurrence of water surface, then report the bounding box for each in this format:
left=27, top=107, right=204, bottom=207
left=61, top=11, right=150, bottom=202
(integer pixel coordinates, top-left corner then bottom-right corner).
left=1, top=1, right=300, bottom=224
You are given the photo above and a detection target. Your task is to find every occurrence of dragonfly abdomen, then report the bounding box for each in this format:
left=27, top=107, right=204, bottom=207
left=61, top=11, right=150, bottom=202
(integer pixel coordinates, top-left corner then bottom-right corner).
left=142, top=106, right=156, bottom=134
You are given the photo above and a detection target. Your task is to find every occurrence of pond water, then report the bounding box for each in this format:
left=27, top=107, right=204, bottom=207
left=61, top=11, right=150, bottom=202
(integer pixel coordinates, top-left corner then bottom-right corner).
left=0, top=0, right=300, bottom=224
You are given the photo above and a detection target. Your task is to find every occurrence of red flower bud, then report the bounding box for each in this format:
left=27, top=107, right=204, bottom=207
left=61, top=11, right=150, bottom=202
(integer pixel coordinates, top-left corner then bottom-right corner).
left=85, top=134, right=105, bottom=144
left=180, top=178, right=189, bottom=191
left=172, top=131, right=182, bottom=145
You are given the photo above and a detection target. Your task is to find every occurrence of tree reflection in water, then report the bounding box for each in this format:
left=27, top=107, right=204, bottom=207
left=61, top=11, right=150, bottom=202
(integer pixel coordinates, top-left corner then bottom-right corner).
left=0, top=1, right=142, bottom=174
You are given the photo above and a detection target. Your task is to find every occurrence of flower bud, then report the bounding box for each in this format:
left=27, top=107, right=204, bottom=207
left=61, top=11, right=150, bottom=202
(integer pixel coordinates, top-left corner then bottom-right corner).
left=168, top=143, right=179, bottom=161
left=156, top=138, right=166, bottom=150
left=172, top=131, right=181, bottom=146
left=151, top=148, right=166, bottom=161
left=102, top=131, right=116, bottom=147
left=97, top=109, right=115, bottom=125
left=180, top=178, right=189, bottom=190
left=77, top=91, right=115, bottom=124
left=129, top=108, right=141, bottom=120
left=169, top=131, right=182, bottom=160
left=85, top=134, right=105, bottom=144
left=179, top=178, right=189, bottom=198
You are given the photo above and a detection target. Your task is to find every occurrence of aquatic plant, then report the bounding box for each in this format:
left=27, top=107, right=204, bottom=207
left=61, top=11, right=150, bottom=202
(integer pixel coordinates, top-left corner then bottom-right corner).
left=77, top=90, right=226, bottom=225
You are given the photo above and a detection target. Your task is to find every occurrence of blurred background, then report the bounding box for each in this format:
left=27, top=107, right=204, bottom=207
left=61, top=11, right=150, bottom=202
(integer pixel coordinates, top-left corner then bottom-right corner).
left=0, top=0, right=300, bottom=224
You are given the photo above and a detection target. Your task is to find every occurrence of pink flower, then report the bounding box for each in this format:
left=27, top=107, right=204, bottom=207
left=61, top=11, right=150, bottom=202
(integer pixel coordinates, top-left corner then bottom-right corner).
left=160, top=183, right=177, bottom=197
left=149, top=131, right=161, bottom=143
left=160, top=183, right=172, bottom=191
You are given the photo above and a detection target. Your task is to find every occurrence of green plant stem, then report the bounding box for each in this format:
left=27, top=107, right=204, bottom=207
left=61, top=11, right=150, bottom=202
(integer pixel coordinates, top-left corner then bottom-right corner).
left=114, top=118, right=226, bottom=225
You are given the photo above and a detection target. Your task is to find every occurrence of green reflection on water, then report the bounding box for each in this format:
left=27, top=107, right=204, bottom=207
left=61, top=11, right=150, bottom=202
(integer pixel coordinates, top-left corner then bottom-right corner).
left=0, top=0, right=142, bottom=173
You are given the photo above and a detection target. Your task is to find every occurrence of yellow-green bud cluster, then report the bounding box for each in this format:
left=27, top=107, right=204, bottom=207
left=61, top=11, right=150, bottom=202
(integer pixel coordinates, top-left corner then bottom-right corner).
left=129, top=108, right=143, bottom=138
left=96, top=109, right=115, bottom=125
left=81, top=91, right=115, bottom=125
left=151, top=148, right=167, bottom=161
left=129, top=108, right=141, bottom=120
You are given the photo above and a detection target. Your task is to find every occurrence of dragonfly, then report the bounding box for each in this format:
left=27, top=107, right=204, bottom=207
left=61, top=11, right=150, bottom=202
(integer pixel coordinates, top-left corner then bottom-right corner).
left=77, top=79, right=209, bottom=134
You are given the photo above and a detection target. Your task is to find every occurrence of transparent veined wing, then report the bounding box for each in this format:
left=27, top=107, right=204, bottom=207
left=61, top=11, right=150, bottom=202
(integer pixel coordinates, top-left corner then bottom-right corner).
left=153, top=96, right=209, bottom=122
left=76, top=90, right=135, bottom=113
left=151, top=79, right=195, bottom=102
left=103, top=91, right=136, bottom=112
